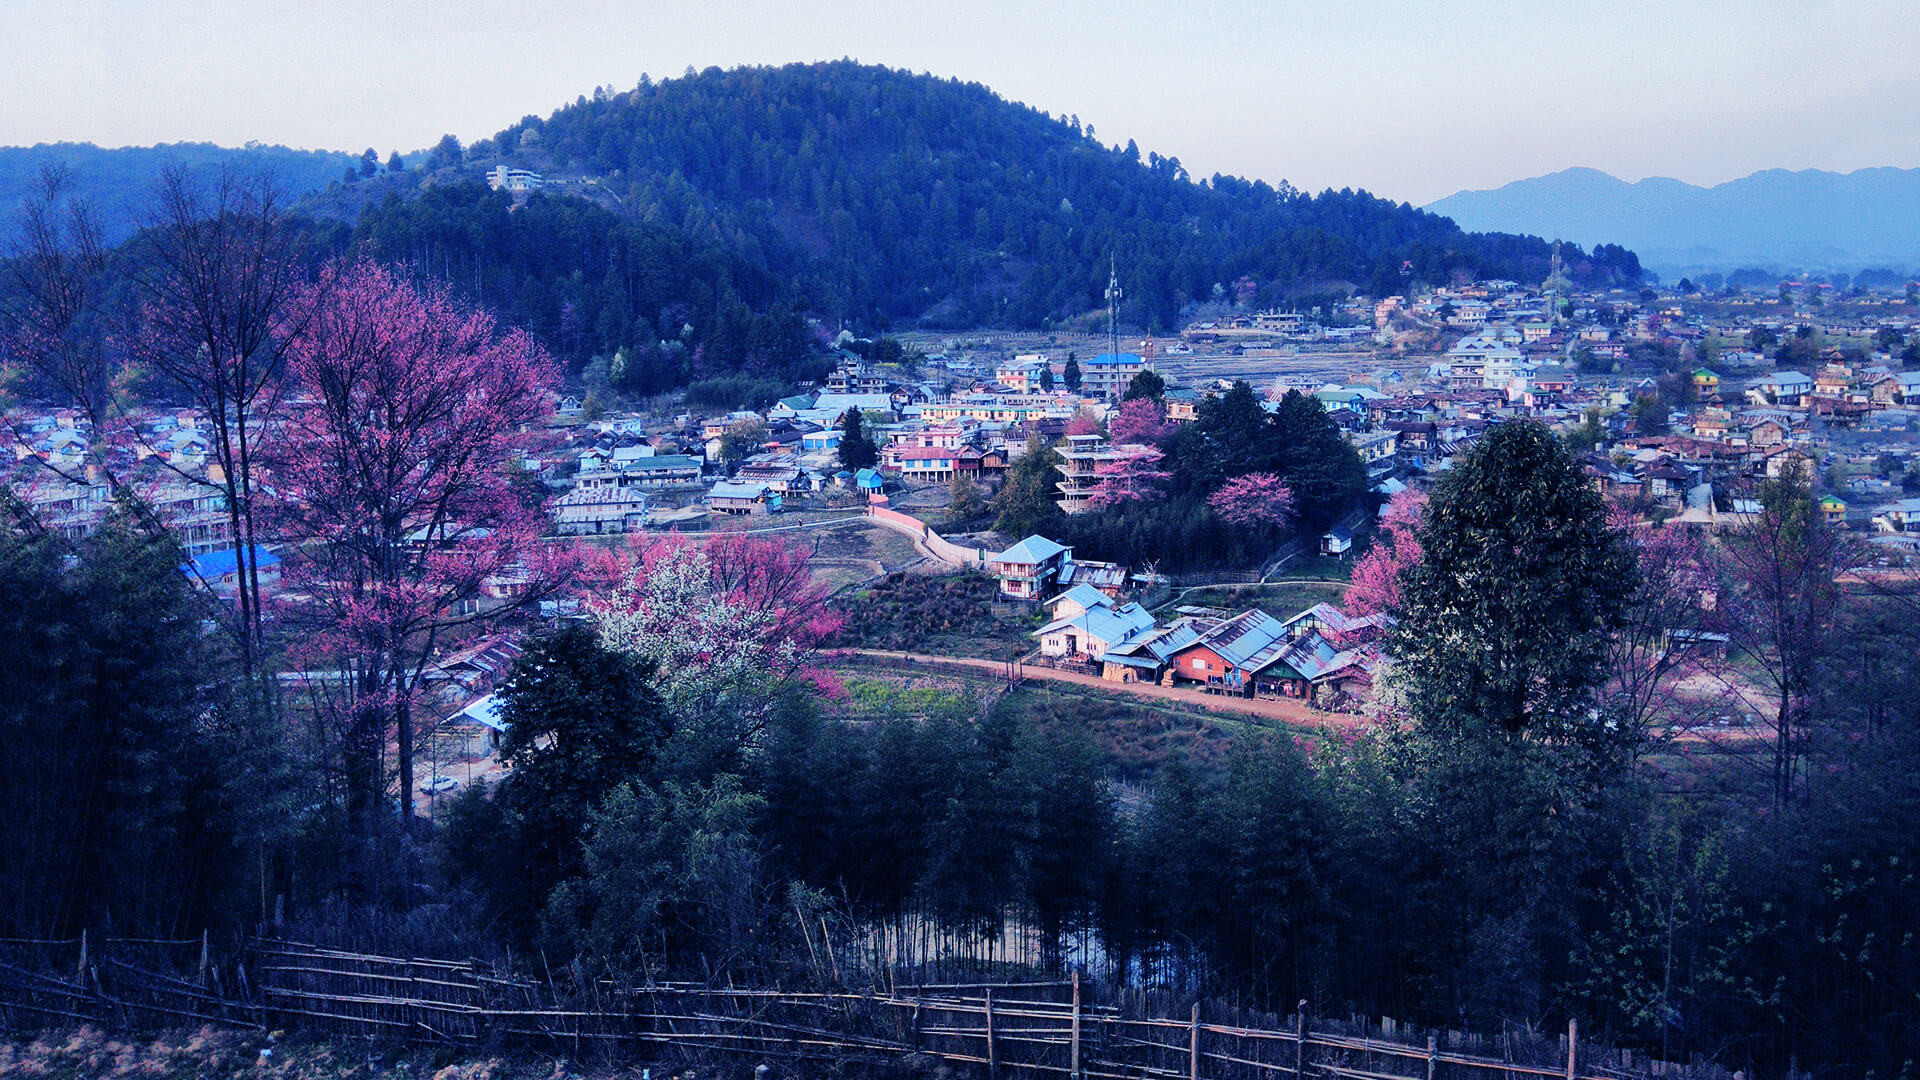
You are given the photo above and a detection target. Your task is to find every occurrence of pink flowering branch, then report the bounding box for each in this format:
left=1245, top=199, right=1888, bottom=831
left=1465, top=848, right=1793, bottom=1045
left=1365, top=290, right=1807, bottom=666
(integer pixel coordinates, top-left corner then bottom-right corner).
left=1109, top=396, right=1172, bottom=447
left=1344, top=489, right=1426, bottom=619
left=1207, top=472, right=1298, bottom=529
left=1088, top=446, right=1170, bottom=508
left=265, top=257, right=561, bottom=828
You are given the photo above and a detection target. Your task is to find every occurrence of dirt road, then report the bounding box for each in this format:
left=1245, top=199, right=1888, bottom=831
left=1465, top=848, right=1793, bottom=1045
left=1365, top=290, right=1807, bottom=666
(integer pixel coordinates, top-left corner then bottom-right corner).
left=837, top=649, right=1370, bottom=731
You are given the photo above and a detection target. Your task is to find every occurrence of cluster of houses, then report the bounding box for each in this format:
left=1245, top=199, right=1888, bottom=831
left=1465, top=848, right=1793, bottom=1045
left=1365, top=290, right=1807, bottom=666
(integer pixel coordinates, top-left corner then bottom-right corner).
left=1285, top=320, right=1920, bottom=539
left=11, top=409, right=240, bottom=555
left=528, top=276, right=1920, bottom=555
left=984, top=533, right=1382, bottom=706
left=19, top=275, right=1920, bottom=696
left=539, top=349, right=1174, bottom=531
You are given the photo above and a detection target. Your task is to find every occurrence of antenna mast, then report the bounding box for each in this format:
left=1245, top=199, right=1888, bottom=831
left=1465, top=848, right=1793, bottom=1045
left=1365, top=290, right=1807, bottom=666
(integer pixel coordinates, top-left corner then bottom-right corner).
left=1105, top=253, right=1123, bottom=362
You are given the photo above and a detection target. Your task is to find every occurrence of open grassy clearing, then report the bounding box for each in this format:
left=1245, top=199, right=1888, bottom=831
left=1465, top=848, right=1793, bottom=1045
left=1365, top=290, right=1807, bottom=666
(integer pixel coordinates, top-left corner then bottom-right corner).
left=989, top=679, right=1267, bottom=786
left=809, top=520, right=923, bottom=566
left=1273, top=553, right=1354, bottom=581
left=823, top=659, right=1311, bottom=788
left=1157, top=579, right=1349, bottom=617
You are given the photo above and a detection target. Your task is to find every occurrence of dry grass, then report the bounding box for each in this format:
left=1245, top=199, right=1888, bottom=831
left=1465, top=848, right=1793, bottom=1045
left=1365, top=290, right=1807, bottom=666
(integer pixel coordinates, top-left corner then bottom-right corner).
left=827, top=570, right=1041, bottom=658
left=1157, top=580, right=1349, bottom=618
left=0, top=1026, right=623, bottom=1080
left=991, top=681, right=1250, bottom=786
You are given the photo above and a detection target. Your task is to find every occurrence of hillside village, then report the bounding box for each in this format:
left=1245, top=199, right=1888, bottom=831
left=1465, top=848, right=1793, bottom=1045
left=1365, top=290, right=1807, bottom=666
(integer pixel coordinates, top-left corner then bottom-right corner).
left=15, top=275, right=1920, bottom=746
left=20, top=275, right=1920, bottom=565
left=12, top=44, right=1920, bottom=1076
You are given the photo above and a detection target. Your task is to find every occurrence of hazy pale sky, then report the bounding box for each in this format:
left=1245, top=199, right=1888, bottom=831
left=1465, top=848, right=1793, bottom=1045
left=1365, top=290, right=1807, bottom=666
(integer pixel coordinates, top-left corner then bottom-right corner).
left=7, top=0, right=1919, bottom=205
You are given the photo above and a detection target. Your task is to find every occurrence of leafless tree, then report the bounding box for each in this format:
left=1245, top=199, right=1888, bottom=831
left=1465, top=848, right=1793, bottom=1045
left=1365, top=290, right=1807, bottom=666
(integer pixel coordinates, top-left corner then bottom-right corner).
left=2, top=166, right=126, bottom=490
left=132, top=166, right=313, bottom=681
left=1715, top=460, right=1846, bottom=809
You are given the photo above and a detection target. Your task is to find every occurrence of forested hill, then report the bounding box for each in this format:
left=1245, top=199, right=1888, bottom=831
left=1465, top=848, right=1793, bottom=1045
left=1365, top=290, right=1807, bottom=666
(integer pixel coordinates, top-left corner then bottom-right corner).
left=0, top=142, right=357, bottom=244
left=475, top=61, right=1641, bottom=329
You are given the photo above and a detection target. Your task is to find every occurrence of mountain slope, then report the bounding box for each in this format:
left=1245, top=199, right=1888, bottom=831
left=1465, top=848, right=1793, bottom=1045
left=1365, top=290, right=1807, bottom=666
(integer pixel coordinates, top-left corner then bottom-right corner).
left=0, top=142, right=358, bottom=245
left=470, top=61, right=1640, bottom=329
left=1427, top=166, right=1920, bottom=277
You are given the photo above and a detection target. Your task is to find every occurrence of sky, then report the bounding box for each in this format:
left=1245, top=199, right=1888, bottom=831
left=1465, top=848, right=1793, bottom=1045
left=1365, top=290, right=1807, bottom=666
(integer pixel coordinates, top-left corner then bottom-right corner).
left=6, top=0, right=1920, bottom=205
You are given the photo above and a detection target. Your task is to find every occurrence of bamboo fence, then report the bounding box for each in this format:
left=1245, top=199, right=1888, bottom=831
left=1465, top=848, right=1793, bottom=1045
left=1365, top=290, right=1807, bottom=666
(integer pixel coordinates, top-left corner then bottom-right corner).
left=0, top=937, right=1738, bottom=1080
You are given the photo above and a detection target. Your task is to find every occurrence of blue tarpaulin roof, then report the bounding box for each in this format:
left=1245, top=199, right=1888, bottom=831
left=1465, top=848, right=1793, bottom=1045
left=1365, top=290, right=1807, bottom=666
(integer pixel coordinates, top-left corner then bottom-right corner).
left=184, top=546, right=280, bottom=579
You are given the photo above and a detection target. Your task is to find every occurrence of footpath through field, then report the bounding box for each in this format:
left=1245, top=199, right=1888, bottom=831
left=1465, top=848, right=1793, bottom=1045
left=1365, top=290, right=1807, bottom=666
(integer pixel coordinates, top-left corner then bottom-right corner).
left=839, top=648, right=1369, bottom=731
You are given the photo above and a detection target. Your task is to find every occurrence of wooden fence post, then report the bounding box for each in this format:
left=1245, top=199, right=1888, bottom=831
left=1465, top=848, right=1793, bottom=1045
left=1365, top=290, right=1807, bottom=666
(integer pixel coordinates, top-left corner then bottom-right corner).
left=1427, top=1034, right=1438, bottom=1080
left=1566, top=1019, right=1577, bottom=1080
left=1071, top=971, right=1082, bottom=1080
left=1190, top=1002, right=1201, bottom=1080
left=1295, top=1002, right=1308, bottom=1080
left=985, top=987, right=998, bottom=1080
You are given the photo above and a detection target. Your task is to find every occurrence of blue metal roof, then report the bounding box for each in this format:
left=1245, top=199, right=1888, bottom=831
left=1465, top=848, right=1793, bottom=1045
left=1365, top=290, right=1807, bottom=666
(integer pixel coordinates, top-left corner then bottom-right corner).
left=992, top=534, right=1069, bottom=564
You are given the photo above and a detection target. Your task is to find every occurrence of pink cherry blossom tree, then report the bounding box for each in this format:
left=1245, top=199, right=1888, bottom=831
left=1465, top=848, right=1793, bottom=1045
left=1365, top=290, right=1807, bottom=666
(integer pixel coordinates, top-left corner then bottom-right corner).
left=1065, top=407, right=1105, bottom=437
left=1109, top=396, right=1172, bottom=447
left=1087, top=446, right=1170, bottom=508
left=1344, top=489, right=1427, bottom=618
left=1207, top=472, right=1298, bottom=529
left=267, top=258, right=561, bottom=837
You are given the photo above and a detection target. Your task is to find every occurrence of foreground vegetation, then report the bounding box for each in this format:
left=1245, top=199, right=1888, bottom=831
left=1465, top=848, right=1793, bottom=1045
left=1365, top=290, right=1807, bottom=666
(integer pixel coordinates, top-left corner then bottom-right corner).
left=8, top=400, right=1920, bottom=1080
left=829, top=670, right=1253, bottom=785
left=0, top=1026, right=636, bottom=1080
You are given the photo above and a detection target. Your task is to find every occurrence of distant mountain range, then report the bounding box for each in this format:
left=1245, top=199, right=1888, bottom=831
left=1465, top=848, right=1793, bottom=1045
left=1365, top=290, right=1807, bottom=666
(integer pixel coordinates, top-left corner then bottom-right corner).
left=0, top=142, right=357, bottom=244
left=1426, top=166, right=1920, bottom=280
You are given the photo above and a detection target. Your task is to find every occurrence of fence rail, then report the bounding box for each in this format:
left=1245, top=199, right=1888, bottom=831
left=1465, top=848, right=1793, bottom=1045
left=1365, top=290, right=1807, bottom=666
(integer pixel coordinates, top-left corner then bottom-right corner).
left=0, top=937, right=1732, bottom=1080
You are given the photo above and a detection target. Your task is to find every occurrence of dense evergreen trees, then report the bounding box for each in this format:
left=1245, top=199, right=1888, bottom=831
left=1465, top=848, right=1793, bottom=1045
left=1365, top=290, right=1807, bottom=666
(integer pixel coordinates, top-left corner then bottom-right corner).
left=476, top=62, right=1638, bottom=332
left=348, top=181, right=825, bottom=389
left=1053, top=382, right=1366, bottom=572
left=1388, top=420, right=1636, bottom=740
left=440, top=627, right=671, bottom=933
left=9, top=64, right=1646, bottom=403
left=837, top=407, right=879, bottom=470
left=5, top=422, right=1920, bottom=1075
left=0, top=497, right=279, bottom=938
left=992, top=435, right=1066, bottom=537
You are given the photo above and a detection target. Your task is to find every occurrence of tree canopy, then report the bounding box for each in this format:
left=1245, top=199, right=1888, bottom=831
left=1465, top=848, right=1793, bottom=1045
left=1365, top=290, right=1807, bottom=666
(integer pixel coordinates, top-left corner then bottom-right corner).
left=1387, top=420, right=1636, bottom=741
left=468, top=62, right=1638, bottom=332
left=837, top=407, right=879, bottom=470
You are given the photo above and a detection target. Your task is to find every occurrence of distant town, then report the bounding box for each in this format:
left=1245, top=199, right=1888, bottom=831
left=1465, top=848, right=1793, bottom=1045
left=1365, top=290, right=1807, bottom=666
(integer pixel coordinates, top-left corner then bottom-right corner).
left=7, top=56, right=1920, bottom=1080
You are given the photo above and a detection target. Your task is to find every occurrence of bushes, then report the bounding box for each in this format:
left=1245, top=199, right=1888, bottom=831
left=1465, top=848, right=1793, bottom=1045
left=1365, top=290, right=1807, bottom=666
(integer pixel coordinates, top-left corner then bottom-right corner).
left=683, top=373, right=794, bottom=411
left=826, top=571, right=1037, bottom=657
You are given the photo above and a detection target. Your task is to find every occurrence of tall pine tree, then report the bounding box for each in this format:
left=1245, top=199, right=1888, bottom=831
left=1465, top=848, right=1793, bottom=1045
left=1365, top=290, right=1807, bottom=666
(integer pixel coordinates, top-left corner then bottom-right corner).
left=1387, top=420, right=1636, bottom=741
